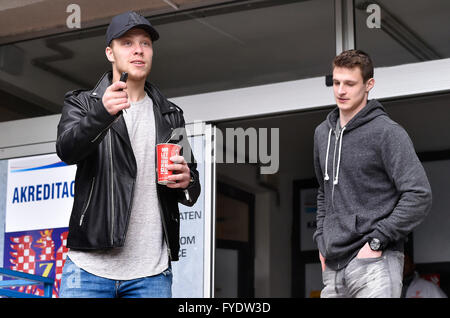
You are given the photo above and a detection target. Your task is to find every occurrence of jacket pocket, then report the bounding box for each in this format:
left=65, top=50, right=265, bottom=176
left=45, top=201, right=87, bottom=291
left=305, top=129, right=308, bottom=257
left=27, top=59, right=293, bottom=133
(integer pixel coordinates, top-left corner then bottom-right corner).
left=79, top=177, right=95, bottom=226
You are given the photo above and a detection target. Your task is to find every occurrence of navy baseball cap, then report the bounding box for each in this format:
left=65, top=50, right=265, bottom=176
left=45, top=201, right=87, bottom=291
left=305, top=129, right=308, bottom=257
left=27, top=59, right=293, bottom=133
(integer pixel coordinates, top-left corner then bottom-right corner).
left=105, top=11, right=159, bottom=47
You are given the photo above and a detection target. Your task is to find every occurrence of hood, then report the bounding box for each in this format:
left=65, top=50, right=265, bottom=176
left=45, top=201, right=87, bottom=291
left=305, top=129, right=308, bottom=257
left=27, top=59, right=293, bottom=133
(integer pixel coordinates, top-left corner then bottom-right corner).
left=326, top=99, right=387, bottom=132
left=322, top=99, right=387, bottom=186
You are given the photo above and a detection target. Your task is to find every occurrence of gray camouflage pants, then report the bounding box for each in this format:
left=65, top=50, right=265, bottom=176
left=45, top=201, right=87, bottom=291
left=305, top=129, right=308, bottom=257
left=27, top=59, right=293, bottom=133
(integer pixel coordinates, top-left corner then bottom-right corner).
left=321, top=250, right=404, bottom=298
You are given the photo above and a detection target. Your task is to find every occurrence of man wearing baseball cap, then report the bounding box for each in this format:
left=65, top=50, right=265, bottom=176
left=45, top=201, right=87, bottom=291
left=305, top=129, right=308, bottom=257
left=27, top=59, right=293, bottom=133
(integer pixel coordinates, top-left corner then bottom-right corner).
left=56, top=11, right=200, bottom=298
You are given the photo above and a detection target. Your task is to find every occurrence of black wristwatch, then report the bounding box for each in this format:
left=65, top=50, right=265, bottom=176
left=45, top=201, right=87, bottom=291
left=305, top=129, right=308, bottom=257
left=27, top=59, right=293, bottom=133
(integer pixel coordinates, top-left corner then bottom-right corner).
left=368, top=237, right=382, bottom=251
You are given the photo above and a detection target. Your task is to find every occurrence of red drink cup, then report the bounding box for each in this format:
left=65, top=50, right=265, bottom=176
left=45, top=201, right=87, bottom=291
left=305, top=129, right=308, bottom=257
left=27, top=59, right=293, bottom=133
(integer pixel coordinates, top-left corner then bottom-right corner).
left=157, top=143, right=182, bottom=185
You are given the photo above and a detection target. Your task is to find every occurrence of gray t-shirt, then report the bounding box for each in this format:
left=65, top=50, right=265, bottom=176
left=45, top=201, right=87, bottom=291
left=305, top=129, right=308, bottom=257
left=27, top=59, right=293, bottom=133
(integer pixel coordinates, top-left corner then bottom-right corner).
left=335, top=117, right=341, bottom=136
left=68, top=93, right=169, bottom=280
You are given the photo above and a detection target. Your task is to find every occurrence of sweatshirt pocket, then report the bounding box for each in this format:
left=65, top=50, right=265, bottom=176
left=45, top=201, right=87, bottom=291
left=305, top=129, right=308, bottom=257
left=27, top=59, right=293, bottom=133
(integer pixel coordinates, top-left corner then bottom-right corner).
left=323, top=214, right=363, bottom=259
left=354, top=214, right=375, bottom=236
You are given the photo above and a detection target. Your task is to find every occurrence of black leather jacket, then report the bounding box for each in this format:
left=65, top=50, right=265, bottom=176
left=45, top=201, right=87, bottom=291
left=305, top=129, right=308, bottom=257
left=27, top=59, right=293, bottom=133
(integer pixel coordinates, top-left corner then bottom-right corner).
left=56, top=72, right=200, bottom=261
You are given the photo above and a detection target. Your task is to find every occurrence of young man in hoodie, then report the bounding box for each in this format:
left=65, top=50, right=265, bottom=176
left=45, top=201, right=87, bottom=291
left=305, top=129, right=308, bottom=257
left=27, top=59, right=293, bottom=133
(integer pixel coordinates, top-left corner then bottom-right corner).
left=312, top=49, right=432, bottom=298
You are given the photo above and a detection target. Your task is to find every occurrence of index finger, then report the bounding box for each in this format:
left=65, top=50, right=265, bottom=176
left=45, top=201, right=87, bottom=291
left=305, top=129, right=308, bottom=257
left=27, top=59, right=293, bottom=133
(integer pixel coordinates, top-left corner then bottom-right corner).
left=109, top=81, right=127, bottom=91
left=170, top=155, right=186, bottom=164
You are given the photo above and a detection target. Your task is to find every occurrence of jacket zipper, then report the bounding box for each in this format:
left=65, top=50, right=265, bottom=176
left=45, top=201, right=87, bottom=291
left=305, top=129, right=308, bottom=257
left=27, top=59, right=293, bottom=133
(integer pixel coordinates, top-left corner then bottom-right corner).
left=79, top=177, right=95, bottom=226
left=109, top=130, right=115, bottom=245
left=163, top=129, right=175, bottom=144
left=91, top=115, right=121, bottom=143
left=120, top=179, right=135, bottom=244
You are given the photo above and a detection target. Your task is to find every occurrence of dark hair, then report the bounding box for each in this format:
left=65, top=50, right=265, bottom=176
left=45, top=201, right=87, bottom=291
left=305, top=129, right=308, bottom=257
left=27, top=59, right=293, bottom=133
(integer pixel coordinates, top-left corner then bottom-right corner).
left=333, top=49, right=374, bottom=82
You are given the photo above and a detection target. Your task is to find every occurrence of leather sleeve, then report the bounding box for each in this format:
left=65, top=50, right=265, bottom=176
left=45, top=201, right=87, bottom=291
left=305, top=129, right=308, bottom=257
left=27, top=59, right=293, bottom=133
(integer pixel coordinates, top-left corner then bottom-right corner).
left=56, top=91, right=118, bottom=165
left=170, top=104, right=201, bottom=207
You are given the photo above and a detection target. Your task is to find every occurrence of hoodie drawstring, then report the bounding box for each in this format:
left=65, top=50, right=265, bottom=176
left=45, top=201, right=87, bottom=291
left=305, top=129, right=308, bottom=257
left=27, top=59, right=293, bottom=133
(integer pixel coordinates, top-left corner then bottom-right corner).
left=324, top=129, right=332, bottom=181
left=324, top=126, right=346, bottom=185
left=334, top=126, right=346, bottom=185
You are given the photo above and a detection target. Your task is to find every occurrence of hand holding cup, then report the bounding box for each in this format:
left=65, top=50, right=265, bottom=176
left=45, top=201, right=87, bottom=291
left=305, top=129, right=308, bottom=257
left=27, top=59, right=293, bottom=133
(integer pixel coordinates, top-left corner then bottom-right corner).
left=157, top=143, right=190, bottom=189
left=166, top=155, right=191, bottom=189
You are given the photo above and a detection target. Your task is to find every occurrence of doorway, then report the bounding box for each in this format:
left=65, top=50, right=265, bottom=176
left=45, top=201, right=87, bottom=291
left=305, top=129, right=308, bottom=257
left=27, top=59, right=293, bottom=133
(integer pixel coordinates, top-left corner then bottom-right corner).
left=214, top=92, right=450, bottom=297
left=214, top=182, right=254, bottom=297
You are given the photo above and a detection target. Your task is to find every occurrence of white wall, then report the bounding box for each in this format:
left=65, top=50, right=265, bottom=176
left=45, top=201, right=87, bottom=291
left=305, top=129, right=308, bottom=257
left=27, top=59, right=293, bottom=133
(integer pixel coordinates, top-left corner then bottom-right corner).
left=172, top=58, right=450, bottom=123
left=0, top=115, right=59, bottom=159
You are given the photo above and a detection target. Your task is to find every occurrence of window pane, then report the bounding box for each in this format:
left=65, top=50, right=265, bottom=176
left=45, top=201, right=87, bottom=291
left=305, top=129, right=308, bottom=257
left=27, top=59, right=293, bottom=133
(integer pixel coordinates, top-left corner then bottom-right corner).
left=355, top=0, right=450, bottom=67
left=0, top=0, right=335, bottom=122
left=152, top=0, right=336, bottom=97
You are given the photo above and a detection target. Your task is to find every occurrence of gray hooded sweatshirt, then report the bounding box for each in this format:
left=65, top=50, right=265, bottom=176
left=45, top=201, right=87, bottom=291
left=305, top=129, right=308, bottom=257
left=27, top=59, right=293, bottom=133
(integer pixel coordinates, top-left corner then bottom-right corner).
left=313, top=99, right=432, bottom=271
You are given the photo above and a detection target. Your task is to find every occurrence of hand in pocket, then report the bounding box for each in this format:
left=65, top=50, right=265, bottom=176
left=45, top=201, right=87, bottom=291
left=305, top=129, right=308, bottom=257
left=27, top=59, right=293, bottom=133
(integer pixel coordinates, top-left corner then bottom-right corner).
left=356, top=242, right=382, bottom=259
left=319, top=251, right=326, bottom=272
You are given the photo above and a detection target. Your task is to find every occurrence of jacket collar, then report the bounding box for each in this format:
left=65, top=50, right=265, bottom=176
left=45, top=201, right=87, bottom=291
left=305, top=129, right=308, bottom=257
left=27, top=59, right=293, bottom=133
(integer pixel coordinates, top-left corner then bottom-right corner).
left=89, top=71, right=175, bottom=114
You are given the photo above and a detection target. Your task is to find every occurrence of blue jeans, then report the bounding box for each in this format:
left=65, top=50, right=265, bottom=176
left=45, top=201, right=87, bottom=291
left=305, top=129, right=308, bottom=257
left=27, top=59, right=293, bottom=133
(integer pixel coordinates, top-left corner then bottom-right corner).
left=59, top=257, right=172, bottom=298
